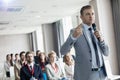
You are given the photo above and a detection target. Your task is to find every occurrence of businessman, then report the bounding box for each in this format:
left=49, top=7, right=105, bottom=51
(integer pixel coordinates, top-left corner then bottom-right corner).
left=60, top=5, right=109, bottom=80
left=20, top=51, right=43, bottom=80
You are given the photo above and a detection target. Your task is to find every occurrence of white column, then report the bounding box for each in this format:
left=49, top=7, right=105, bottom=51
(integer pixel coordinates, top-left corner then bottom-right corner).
left=36, top=26, right=44, bottom=52
left=90, top=0, right=119, bottom=74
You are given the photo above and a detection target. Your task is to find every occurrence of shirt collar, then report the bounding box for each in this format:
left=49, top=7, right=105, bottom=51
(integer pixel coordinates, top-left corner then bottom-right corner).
left=27, top=62, right=34, bottom=68
left=82, top=23, right=92, bottom=30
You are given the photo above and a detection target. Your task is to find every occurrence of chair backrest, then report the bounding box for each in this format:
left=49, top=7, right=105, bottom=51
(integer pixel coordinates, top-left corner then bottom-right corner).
left=104, top=59, right=113, bottom=76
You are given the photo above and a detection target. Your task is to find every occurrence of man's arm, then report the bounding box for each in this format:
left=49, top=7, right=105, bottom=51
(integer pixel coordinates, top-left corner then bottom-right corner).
left=60, top=24, right=83, bottom=55
left=99, top=41, right=109, bottom=56
left=60, top=29, right=77, bottom=55
left=94, top=30, right=109, bottom=56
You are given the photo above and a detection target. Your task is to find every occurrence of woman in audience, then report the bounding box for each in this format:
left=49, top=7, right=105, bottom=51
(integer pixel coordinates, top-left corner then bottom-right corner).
left=14, top=51, right=26, bottom=80
left=63, top=53, right=74, bottom=80
left=4, top=54, right=12, bottom=78
left=39, top=52, right=48, bottom=80
left=46, top=51, right=66, bottom=80
left=10, top=53, right=14, bottom=66
left=14, top=53, right=20, bottom=64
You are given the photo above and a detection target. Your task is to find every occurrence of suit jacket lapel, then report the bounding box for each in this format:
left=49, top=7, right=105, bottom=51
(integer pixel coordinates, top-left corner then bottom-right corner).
left=82, top=25, right=91, bottom=52
left=24, top=65, right=32, bottom=77
left=33, top=64, right=36, bottom=76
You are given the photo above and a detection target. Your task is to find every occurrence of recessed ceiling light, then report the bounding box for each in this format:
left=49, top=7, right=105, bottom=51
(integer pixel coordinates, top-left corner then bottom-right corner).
left=3, top=0, right=12, bottom=3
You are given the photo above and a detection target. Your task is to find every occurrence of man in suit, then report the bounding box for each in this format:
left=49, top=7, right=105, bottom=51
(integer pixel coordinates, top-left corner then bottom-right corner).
left=20, top=51, right=43, bottom=80
left=60, top=5, right=109, bottom=80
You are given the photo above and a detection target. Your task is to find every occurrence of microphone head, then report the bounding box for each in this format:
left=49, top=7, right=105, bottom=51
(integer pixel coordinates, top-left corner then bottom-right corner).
left=92, top=23, right=96, bottom=31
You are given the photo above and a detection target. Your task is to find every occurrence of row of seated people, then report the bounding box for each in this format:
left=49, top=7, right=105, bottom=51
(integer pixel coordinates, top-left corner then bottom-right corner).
left=4, top=50, right=74, bottom=80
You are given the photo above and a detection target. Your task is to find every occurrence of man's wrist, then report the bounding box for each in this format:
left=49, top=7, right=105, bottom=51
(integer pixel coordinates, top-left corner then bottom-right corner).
left=71, top=34, right=77, bottom=40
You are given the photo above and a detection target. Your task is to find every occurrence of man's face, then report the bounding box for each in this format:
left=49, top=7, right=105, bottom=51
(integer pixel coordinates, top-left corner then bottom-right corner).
left=81, top=8, right=95, bottom=26
left=26, top=53, right=34, bottom=63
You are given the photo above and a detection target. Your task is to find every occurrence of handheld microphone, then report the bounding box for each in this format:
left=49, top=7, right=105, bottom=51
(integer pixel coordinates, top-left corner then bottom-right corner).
left=92, top=23, right=100, bottom=41
left=92, top=23, right=96, bottom=31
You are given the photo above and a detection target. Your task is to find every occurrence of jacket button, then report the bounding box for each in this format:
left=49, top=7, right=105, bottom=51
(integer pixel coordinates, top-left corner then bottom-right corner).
left=90, top=60, right=92, bottom=62
left=89, top=50, right=91, bottom=53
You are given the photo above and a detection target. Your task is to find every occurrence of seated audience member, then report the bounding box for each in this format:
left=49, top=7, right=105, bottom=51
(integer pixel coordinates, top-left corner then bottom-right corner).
left=10, top=53, right=15, bottom=66
left=14, top=53, right=20, bottom=63
left=4, top=54, right=12, bottom=78
left=46, top=51, right=67, bottom=80
left=34, top=50, right=41, bottom=64
left=14, top=51, right=26, bottom=80
left=63, top=53, right=74, bottom=80
left=20, top=51, right=43, bottom=80
left=39, top=52, right=48, bottom=80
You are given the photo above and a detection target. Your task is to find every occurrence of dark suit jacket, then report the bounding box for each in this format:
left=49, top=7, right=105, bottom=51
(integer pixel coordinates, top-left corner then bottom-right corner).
left=20, top=64, right=43, bottom=80
left=34, top=56, right=39, bottom=64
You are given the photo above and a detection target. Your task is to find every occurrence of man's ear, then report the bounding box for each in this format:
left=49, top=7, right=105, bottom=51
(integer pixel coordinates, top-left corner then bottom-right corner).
left=80, top=15, right=83, bottom=19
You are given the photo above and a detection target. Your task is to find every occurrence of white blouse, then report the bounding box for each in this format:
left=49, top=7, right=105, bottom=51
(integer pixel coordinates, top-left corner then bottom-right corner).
left=64, top=63, right=74, bottom=80
left=4, top=61, right=11, bottom=72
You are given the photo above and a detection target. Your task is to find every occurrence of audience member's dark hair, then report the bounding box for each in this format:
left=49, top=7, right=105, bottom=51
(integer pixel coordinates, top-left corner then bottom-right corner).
left=10, top=53, right=13, bottom=58
left=25, top=51, right=34, bottom=58
left=20, top=51, right=25, bottom=57
left=15, top=53, right=18, bottom=57
left=36, top=50, right=41, bottom=56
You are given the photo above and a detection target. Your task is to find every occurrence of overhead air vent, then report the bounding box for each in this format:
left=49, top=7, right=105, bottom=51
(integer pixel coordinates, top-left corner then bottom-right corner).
left=0, top=6, right=23, bottom=12
left=7, top=7, right=23, bottom=12
left=0, top=21, right=9, bottom=25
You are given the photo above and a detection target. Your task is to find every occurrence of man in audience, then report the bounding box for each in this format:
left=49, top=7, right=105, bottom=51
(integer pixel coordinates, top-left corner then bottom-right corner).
left=34, top=50, right=41, bottom=64
left=20, top=51, right=43, bottom=80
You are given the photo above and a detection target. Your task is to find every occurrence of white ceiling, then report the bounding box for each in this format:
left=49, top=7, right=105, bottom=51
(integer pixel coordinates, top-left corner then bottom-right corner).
left=0, top=0, right=90, bottom=35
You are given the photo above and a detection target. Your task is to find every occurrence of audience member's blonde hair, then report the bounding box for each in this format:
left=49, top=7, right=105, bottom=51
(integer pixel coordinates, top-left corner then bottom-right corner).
left=48, top=50, right=56, bottom=58
left=63, top=52, right=74, bottom=65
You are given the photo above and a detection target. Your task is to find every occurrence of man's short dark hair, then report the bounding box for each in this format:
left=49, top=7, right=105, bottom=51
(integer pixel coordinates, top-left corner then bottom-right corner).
left=80, top=5, right=93, bottom=15
left=25, top=51, right=34, bottom=58
left=20, top=51, right=25, bottom=57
